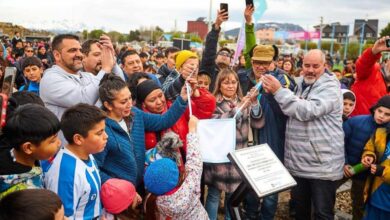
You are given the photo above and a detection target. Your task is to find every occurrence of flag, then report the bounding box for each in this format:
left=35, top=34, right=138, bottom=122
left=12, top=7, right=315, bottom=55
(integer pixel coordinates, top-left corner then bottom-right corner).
left=231, top=24, right=246, bottom=67
left=253, top=0, right=268, bottom=22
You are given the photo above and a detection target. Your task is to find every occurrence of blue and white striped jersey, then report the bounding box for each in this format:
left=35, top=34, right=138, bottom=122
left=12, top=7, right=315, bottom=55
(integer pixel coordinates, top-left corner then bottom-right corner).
left=43, top=148, right=101, bottom=220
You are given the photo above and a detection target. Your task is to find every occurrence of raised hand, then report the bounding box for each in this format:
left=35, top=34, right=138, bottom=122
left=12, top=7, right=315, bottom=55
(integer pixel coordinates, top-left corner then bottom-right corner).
left=215, top=9, right=229, bottom=30
left=244, top=4, right=254, bottom=25
left=372, top=36, right=390, bottom=55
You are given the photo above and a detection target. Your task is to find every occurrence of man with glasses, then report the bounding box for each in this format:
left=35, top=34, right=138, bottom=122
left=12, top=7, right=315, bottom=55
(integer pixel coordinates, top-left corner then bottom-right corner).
left=239, top=4, right=296, bottom=220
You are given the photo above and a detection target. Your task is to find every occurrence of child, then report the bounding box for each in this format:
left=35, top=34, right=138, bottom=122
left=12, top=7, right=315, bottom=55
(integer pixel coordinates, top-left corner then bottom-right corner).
left=0, top=104, right=61, bottom=198
left=144, top=116, right=209, bottom=219
left=0, top=189, right=65, bottom=220
left=343, top=95, right=390, bottom=220
left=43, top=103, right=108, bottom=219
left=19, top=56, right=43, bottom=95
left=197, top=70, right=212, bottom=91
left=342, top=89, right=356, bottom=121
left=101, top=178, right=142, bottom=220
left=361, top=116, right=390, bottom=219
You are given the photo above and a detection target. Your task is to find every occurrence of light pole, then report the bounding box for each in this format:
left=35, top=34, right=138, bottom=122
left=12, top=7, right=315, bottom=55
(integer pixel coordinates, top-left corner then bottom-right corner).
left=318, top=16, right=323, bottom=50
left=330, top=23, right=337, bottom=56
left=208, top=0, right=213, bottom=31
left=358, top=20, right=366, bottom=56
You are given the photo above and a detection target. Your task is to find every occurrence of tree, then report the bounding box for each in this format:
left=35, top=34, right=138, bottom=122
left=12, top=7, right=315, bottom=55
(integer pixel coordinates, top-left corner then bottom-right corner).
left=82, top=30, right=88, bottom=40
left=190, top=35, right=203, bottom=43
left=299, top=41, right=318, bottom=50
left=380, top=22, right=390, bottom=37
left=128, top=30, right=141, bottom=41
left=340, top=42, right=373, bottom=60
left=89, top=29, right=106, bottom=39
left=219, top=39, right=234, bottom=48
left=107, top=31, right=124, bottom=43
left=321, top=41, right=341, bottom=54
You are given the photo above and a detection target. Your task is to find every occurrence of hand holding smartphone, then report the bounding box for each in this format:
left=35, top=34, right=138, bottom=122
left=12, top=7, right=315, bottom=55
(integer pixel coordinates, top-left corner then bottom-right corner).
left=246, top=0, right=254, bottom=6
left=220, top=3, right=228, bottom=15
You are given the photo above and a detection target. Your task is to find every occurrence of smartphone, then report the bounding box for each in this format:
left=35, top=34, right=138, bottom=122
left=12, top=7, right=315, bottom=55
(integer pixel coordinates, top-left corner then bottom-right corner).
left=0, top=93, right=7, bottom=129
left=386, top=39, right=390, bottom=48
left=220, top=3, right=228, bottom=14
left=1, top=67, right=17, bottom=97
left=246, top=0, right=254, bottom=6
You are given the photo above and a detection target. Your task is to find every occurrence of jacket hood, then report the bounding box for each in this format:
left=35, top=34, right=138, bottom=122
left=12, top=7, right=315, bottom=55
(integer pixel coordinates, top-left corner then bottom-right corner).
left=341, top=89, right=356, bottom=117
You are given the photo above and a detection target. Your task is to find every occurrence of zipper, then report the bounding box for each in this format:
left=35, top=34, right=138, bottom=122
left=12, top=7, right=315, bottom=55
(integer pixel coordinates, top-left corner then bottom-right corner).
left=310, top=140, right=322, bottom=164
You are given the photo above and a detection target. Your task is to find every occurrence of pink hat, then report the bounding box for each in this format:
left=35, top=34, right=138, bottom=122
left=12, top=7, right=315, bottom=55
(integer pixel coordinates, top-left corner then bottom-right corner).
left=101, top=178, right=136, bottom=214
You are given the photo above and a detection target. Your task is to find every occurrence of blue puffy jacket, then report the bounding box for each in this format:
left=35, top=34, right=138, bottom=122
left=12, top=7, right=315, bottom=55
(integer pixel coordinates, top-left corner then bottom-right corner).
left=343, top=115, right=387, bottom=179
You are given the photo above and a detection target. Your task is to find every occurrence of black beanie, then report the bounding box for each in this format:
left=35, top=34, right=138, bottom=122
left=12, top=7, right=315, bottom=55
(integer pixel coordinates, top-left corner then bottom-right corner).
left=136, top=80, right=161, bottom=105
left=370, top=95, right=390, bottom=115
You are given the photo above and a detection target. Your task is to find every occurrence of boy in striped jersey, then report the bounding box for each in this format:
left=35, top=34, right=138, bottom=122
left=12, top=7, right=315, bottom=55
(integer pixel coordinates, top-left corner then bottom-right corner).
left=43, top=104, right=108, bottom=220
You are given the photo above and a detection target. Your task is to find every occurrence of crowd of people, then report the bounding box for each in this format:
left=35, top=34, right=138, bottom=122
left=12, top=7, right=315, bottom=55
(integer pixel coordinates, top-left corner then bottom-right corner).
left=1, top=4, right=390, bottom=220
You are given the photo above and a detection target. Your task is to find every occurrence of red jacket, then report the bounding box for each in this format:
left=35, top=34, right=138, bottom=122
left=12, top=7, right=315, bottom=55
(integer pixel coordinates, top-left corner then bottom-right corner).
left=144, top=88, right=216, bottom=153
left=351, top=48, right=385, bottom=116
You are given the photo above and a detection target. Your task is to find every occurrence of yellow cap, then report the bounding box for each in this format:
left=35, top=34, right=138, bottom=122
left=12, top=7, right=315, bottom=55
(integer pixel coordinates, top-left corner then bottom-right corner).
left=175, top=50, right=198, bottom=70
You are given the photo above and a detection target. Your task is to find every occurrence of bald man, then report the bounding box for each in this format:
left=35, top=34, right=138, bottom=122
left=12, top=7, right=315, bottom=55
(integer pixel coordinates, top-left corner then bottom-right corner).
left=263, top=49, right=344, bottom=220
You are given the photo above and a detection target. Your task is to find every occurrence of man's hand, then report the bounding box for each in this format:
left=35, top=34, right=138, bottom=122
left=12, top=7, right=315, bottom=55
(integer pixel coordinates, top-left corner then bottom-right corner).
left=100, top=45, right=115, bottom=73
left=262, top=74, right=282, bottom=94
left=99, top=34, right=115, bottom=56
left=361, top=156, right=374, bottom=168
left=372, top=36, right=390, bottom=55
left=244, top=5, right=254, bottom=25
left=343, top=165, right=353, bottom=178
left=215, top=10, right=229, bottom=31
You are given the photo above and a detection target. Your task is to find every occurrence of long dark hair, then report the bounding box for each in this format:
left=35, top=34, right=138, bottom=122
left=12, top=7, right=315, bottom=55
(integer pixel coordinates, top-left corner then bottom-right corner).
left=99, top=74, right=128, bottom=112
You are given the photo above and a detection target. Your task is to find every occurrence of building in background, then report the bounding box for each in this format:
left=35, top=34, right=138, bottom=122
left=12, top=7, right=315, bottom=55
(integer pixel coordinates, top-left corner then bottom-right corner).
left=187, top=17, right=209, bottom=41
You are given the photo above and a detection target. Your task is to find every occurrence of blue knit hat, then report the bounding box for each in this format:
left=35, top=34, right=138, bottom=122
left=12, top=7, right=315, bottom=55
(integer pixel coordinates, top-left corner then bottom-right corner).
left=144, top=158, right=179, bottom=195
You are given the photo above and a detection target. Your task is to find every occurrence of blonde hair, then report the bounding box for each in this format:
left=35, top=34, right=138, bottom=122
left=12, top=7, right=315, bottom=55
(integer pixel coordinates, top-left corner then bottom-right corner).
left=212, top=68, right=243, bottom=99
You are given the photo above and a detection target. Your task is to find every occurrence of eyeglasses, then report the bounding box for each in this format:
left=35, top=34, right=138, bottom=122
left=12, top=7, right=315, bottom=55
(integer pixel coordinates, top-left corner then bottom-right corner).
left=222, top=80, right=238, bottom=86
left=252, top=60, right=272, bottom=67
left=218, top=52, right=231, bottom=57
left=25, top=50, right=34, bottom=53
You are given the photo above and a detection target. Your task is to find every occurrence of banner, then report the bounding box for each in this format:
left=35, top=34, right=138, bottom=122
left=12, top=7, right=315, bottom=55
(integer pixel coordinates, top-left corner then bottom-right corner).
left=198, top=119, right=236, bottom=163
left=274, top=31, right=320, bottom=40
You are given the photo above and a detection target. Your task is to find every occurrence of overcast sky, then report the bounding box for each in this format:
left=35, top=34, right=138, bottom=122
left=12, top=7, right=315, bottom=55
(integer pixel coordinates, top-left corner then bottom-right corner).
left=0, top=0, right=389, bottom=34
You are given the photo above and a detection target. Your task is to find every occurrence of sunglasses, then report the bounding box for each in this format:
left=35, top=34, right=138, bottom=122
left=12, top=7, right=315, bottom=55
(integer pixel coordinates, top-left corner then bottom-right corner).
left=26, top=50, right=34, bottom=53
left=218, top=52, right=231, bottom=57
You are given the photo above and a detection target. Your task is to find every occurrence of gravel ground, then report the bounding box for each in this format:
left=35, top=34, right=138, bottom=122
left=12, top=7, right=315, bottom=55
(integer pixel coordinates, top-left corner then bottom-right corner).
left=216, top=189, right=352, bottom=220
